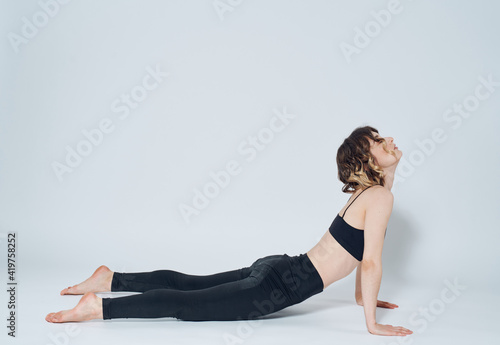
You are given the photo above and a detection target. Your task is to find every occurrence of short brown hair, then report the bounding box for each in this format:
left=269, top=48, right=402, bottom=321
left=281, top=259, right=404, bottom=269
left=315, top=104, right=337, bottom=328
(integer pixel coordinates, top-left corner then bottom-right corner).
left=336, top=125, right=394, bottom=193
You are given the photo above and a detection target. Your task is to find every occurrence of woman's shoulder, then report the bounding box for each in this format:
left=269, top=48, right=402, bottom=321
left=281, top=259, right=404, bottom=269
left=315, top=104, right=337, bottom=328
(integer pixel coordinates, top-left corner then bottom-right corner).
left=364, top=185, right=394, bottom=205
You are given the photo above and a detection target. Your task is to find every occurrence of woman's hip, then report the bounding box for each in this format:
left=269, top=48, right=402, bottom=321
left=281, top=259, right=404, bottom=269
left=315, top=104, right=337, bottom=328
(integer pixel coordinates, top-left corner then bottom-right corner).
left=249, top=253, right=324, bottom=304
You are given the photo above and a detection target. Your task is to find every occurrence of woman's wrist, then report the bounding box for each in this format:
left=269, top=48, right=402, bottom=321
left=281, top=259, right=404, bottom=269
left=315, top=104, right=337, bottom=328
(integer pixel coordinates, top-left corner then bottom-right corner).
left=355, top=295, right=363, bottom=305
left=366, top=320, right=377, bottom=331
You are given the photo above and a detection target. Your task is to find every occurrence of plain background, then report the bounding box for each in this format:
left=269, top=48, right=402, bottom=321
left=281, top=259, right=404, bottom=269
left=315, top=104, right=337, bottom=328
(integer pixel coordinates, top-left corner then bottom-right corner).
left=1, top=0, right=499, bottom=344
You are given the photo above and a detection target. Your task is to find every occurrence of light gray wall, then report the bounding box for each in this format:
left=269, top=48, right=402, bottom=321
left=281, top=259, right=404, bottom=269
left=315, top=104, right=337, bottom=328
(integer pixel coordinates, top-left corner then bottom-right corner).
left=1, top=0, right=499, bottom=296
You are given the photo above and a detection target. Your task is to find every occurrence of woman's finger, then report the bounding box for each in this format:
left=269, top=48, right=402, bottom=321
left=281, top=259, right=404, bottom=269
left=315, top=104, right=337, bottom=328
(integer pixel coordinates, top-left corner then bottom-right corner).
left=378, top=301, right=398, bottom=308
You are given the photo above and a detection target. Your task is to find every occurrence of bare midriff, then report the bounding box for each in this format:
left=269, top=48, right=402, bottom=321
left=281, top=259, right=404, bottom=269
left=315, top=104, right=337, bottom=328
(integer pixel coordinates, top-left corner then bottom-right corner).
left=306, top=229, right=361, bottom=290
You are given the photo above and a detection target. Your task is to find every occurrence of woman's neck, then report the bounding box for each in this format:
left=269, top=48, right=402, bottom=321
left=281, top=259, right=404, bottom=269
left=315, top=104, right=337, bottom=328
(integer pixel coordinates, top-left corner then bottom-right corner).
left=382, top=166, right=396, bottom=190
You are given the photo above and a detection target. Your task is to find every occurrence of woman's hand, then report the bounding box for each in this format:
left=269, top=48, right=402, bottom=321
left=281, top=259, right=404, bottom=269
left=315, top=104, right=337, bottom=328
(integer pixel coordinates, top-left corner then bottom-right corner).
left=356, top=298, right=399, bottom=309
left=368, top=323, right=413, bottom=336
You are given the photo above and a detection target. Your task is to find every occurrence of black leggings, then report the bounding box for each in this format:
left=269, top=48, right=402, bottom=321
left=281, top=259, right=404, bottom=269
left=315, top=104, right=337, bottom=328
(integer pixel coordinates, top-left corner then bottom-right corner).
left=101, top=253, right=324, bottom=321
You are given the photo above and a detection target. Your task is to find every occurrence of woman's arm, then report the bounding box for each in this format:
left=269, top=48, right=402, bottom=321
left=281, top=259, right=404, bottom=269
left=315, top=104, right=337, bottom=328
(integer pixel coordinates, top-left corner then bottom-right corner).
left=361, top=188, right=392, bottom=331
left=360, top=188, right=412, bottom=336
left=355, top=263, right=362, bottom=305
left=356, top=263, right=400, bottom=309
left=361, top=258, right=383, bottom=328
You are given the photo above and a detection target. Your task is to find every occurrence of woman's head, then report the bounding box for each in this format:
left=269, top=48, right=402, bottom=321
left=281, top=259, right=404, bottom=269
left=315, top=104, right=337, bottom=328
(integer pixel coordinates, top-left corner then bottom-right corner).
left=336, top=125, right=402, bottom=193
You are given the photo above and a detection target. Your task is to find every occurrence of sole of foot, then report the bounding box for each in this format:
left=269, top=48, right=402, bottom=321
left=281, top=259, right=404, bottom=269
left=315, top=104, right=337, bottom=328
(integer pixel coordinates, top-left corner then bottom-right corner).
left=60, top=265, right=113, bottom=295
left=46, top=292, right=102, bottom=323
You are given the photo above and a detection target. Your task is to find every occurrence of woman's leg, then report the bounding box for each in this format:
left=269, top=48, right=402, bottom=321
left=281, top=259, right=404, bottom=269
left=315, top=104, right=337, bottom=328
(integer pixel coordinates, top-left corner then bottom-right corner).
left=48, top=271, right=282, bottom=323
left=46, top=253, right=324, bottom=323
left=102, top=254, right=306, bottom=321
left=61, top=264, right=253, bottom=295
left=102, top=269, right=292, bottom=321
left=111, top=266, right=252, bottom=293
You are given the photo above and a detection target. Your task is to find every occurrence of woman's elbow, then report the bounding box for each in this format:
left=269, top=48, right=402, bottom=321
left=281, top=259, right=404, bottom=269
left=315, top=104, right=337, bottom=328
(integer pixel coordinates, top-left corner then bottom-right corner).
left=361, top=259, right=382, bottom=271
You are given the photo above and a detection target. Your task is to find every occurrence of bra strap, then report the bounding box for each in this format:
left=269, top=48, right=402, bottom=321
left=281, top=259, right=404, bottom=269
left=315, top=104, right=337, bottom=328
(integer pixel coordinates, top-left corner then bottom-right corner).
left=342, top=185, right=373, bottom=217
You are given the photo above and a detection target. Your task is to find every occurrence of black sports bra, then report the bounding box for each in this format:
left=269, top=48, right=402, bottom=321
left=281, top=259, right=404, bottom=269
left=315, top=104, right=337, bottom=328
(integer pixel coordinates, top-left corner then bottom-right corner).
left=328, top=186, right=387, bottom=261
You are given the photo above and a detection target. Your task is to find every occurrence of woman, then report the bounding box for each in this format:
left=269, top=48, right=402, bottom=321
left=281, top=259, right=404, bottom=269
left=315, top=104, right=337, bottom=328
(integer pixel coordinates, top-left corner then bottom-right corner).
left=46, top=125, right=412, bottom=337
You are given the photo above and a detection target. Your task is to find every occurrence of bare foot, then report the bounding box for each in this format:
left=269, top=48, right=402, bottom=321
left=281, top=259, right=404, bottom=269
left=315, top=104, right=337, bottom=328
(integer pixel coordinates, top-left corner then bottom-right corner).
left=60, top=265, right=113, bottom=295
left=46, top=292, right=103, bottom=323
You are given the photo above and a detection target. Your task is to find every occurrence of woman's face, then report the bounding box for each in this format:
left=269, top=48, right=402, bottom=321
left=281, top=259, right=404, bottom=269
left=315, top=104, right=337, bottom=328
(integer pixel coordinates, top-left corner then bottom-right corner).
left=369, top=132, right=402, bottom=169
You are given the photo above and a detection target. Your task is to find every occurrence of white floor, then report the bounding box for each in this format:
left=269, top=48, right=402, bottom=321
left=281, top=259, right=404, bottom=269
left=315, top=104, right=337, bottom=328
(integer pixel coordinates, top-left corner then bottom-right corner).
left=4, top=268, right=498, bottom=345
